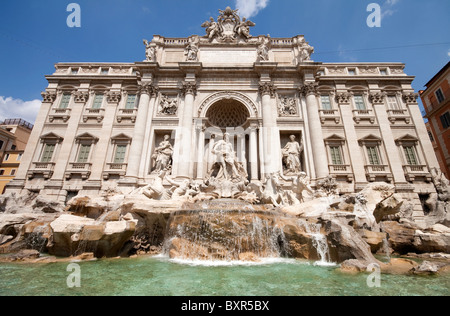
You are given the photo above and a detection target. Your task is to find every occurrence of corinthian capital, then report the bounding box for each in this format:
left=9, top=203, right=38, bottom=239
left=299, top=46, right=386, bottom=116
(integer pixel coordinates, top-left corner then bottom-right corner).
left=369, top=92, right=386, bottom=105
left=181, top=81, right=197, bottom=96
left=299, top=82, right=318, bottom=97
left=106, top=91, right=122, bottom=104
left=72, top=91, right=90, bottom=103
left=258, top=82, right=276, bottom=98
left=138, top=82, right=159, bottom=97
left=41, top=91, right=57, bottom=103
left=335, top=92, right=351, bottom=104
left=402, top=92, right=419, bottom=104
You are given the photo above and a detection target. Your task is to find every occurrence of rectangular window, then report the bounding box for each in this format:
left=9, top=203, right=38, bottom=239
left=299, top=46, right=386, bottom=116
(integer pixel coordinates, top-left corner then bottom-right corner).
left=125, top=94, right=137, bottom=109
left=10, top=169, right=16, bottom=176
left=59, top=94, right=71, bottom=109
left=321, top=95, right=332, bottom=110
left=41, top=144, right=56, bottom=163
left=77, top=144, right=92, bottom=163
left=101, top=68, right=109, bottom=75
left=17, top=153, right=23, bottom=161
left=380, top=69, right=388, bottom=76
left=354, top=95, right=366, bottom=110
left=330, top=146, right=343, bottom=165
left=0, top=170, right=4, bottom=176
left=403, top=146, right=418, bottom=165
left=0, top=140, right=3, bottom=150
left=114, top=145, right=127, bottom=163
left=436, top=88, right=445, bottom=104
left=92, top=94, right=104, bottom=109
left=4, top=154, right=10, bottom=161
left=366, top=146, right=381, bottom=165
left=440, top=112, right=450, bottom=129
left=387, top=96, right=399, bottom=110
left=348, top=69, right=356, bottom=76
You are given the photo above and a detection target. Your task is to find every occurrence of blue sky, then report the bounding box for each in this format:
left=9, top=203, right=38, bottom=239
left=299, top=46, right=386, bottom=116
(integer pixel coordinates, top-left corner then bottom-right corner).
left=0, top=0, right=449, bottom=123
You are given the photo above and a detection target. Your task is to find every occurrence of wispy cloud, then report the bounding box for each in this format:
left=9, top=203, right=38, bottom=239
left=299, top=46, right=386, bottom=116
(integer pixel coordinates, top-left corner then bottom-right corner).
left=235, top=0, right=269, bottom=18
left=382, top=0, right=401, bottom=20
left=0, top=96, right=41, bottom=124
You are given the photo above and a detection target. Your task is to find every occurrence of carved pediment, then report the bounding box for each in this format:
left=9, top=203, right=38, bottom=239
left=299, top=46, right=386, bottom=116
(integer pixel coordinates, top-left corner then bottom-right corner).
left=40, top=132, right=64, bottom=143
left=75, top=132, right=99, bottom=143
left=358, top=134, right=382, bottom=145
left=395, top=134, right=419, bottom=145
left=111, top=133, right=132, bottom=144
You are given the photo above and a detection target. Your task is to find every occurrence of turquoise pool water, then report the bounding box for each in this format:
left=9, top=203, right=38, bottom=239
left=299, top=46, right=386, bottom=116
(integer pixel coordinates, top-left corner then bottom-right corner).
left=0, top=256, right=449, bottom=296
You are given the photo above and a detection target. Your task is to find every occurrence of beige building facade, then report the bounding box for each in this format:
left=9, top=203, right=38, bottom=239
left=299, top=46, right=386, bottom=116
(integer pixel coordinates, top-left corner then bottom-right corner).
left=6, top=9, right=440, bottom=223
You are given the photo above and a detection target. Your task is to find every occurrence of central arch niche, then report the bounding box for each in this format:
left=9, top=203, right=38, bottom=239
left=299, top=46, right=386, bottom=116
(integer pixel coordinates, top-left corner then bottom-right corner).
left=206, top=99, right=250, bottom=128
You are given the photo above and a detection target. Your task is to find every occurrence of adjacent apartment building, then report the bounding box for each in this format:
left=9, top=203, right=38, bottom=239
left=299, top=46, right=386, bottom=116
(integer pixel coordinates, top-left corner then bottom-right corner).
left=420, top=62, right=450, bottom=178
left=0, top=119, right=33, bottom=193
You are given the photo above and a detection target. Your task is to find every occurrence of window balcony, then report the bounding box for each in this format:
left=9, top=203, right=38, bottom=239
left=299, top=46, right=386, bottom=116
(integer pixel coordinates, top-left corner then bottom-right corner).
left=27, top=162, right=56, bottom=179
left=403, top=165, right=432, bottom=182
left=387, top=109, right=411, bottom=124
left=65, top=162, right=92, bottom=180
left=117, top=108, right=137, bottom=123
left=103, top=163, right=128, bottom=180
left=319, top=109, right=341, bottom=124
left=49, top=108, right=71, bottom=123
left=353, top=109, right=375, bottom=124
left=365, top=164, right=393, bottom=182
left=82, top=108, right=105, bottom=123
left=328, top=164, right=353, bottom=182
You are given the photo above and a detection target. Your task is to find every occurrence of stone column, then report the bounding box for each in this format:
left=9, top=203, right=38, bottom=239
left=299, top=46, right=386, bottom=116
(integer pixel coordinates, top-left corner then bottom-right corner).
left=371, top=93, right=408, bottom=185
left=258, top=122, right=265, bottom=178
left=249, top=123, right=259, bottom=181
left=207, top=134, right=216, bottom=173
left=403, top=92, right=440, bottom=170
left=259, top=82, right=281, bottom=175
left=139, top=87, right=159, bottom=179
left=336, top=92, right=368, bottom=187
left=125, top=82, right=153, bottom=182
left=177, top=81, right=197, bottom=179
left=196, top=122, right=206, bottom=180
left=300, top=83, right=329, bottom=179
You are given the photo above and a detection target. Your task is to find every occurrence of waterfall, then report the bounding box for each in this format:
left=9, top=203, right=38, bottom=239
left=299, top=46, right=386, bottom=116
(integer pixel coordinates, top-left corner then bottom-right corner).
left=163, top=209, right=289, bottom=262
left=299, top=220, right=333, bottom=266
left=161, top=199, right=335, bottom=265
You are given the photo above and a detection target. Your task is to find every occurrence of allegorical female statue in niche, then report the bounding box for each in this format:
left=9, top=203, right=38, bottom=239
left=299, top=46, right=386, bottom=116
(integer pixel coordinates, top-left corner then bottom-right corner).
left=282, top=135, right=304, bottom=175
left=151, top=135, right=173, bottom=174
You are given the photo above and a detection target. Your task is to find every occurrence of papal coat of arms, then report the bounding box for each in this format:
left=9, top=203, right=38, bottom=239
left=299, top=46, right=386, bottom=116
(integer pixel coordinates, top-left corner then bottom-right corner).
left=201, top=7, right=255, bottom=42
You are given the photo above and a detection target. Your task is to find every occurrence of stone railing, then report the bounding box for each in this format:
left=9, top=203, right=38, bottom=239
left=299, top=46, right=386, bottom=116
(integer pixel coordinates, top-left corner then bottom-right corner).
left=65, top=163, right=92, bottom=180
left=49, top=108, right=71, bottom=123
left=319, top=109, right=341, bottom=124
left=365, top=165, right=393, bottom=182
left=387, top=109, right=410, bottom=124
left=27, top=162, right=56, bottom=179
left=83, top=108, right=105, bottom=123
left=328, top=164, right=353, bottom=182
left=117, top=108, right=138, bottom=123
left=103, top=163, right=128, bottom=180
left=353, top=109, right=375, bottom=124
left=403, top=165, right=432, bottom=182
